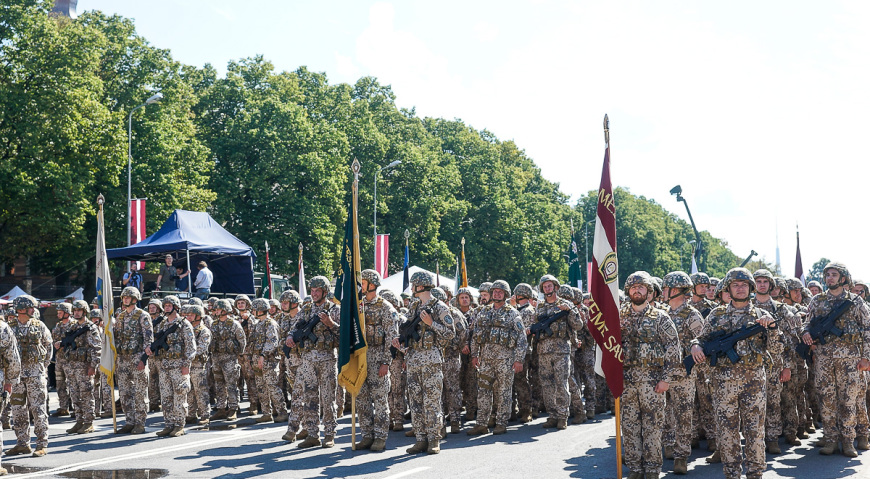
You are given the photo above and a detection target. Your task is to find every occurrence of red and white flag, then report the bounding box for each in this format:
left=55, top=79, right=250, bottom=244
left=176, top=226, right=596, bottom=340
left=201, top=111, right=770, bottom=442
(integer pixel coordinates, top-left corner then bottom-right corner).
left=375, top=234, right=389, bottom=278
left=587, top=116, right=624, bottom=398
left=130, top=198, right=146, bottom=269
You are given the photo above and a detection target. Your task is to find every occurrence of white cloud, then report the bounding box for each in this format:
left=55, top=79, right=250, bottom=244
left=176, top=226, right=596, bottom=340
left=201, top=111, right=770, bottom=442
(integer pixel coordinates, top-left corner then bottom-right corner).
left=473, top=21, right=499, bottom=43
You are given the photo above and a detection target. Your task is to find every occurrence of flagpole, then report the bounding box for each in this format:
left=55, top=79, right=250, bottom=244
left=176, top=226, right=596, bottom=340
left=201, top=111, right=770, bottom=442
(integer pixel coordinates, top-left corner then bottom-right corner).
left=265, top=241, right=272, bottom=299
left=351, top=159, right=361, bottom=451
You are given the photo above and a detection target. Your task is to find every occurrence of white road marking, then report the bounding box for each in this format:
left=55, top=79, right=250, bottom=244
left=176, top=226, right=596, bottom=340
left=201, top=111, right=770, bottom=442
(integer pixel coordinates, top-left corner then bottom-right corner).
left=380, top=466, right=430, bottom=479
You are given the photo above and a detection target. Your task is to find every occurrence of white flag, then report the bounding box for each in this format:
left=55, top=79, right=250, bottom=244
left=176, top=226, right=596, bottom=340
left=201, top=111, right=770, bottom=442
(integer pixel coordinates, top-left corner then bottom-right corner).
left=691, top=255, right=699, bottom=274
left=97, top=196, right=116, bottom=385
left=298, top=252, right=308, bottom=299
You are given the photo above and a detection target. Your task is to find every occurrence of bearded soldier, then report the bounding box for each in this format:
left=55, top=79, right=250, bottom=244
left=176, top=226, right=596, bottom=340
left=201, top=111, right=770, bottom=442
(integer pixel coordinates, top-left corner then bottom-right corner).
left=0, top=316, right=21, bottom=475
left=250, top=298, right=287, bottom=424
left=208, top=299, right=246, bottom=421
left=512, top=283, right=538, bottom=424
left=146, top=298, right=164, bottom=412
left=433, top=287, right=467, bottom=434
left=801, top=262, right=870, bottom=457
left=235, top=294, right=259, bottom=415
left=147, top=295, right=196, bottom=438
left=354, top=270, right=400, bottom=452
left=4, top=295, right=52, bottom=457
left=50, top=302, right=73, bottom=417
left=184, top=305, right=212, bottom=426
left=278, top=290, right=306, bottom=442
left=63, top=300, right=102, bottom=435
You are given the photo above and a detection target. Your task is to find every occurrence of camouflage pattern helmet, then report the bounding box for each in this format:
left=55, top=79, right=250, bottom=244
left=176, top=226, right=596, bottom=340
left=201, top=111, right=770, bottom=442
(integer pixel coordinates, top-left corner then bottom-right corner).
left=800, top=287, right=812, bottom=300
left=268, top=299, right=280, bottom=309
left=491, top=280, right=511, bottom=297
left=663, top=271, right=693, bottom=291
left=72, top=299, right=89, bottom=311
left=852, top=279, right=869, bottom=299
left=380, top=289, right=402, bottom=309
left=188, top=305, right=205, bottom=318
left=456, top=287, right=474, bottom=299
left=721, top=267, right=756, bottom=293
left=714, top=280, right=727, bottom=300
left=188, top=297, right=204, bottom=307
left=179, top=304, right=193, bottom=315
left=234, top=294, right=252, bottom=308
left=558, top=284, right=574, bottom=301
left=89, top=308, right=101, bottom=319
left=56, top=303, right=74, bottom=315
left=360, top=269, right=382, bottom=287
left=538, top=274, right=561, bottom=291
left=147, top=298, right=162, bottom=310
left=823, top=262, right=852, bottom=286
left=308, top=276, right=331, bottom=293
left=807, top=280, right=823, bottom=290
left=410, top=271, right=435, bottom=288
left=4, top=308, right=14, bottom=318
left=514, top=283, right=534, bottom=299
left=251, top=298, right=270, bottom=312
left=280, top=289, right=302, bottom=304
left=478, top=282, right=494, bottom=293
left=430, top=287, right=446, bottom=302
left=12, top=295, right=38, bottom=311
left=571, top=287, right=584, bottom=304
left=215, top=298, right=233, bottom=313
left=162, top=295, right=182, bottom=310
left=690, top=272, right=711, bottom=286
left=623, top=271, right=655, bottom=296
left=784, top=277, right=804, bottom=292
left=752, top=269, right=776, bottom=289
left=120, top=286, right=142, bottom=300
left=208, top=297, right=219, bottom=307
left=91, top=296, right=99, bottom=305
left=709, top=277, right=720, bottom=287
left=773, top=277, right=788, bottom=293
left=651, top=277, right=663, bottom=296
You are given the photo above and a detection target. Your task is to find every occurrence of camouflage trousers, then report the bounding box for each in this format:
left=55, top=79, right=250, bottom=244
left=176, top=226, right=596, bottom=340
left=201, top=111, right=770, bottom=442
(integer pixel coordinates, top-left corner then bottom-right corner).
left=513, top=352, right=533, bottom=414
left=300, top=358, right=338, bottom=437
left=578, top=346, right=597, bottom=415
left=782, top=364, right=808, bottom=437
left=240, top=354, right=259, bottom=408
left=11, top=375, right=49, bottom=449
left=476, top=356, right=515, bottom=428
left=55, top=358, right=71, bottom=410
left=407, top=360, right=444, bottom=442
left=857, top=373, right=869, bottom=438
left=187, top=363, right=210, bottom=419
left=67, top=364, right=96, bottom=423
left=461, top=353, right=478, bottom=415
left=695, top=366, right=717, bottom=440
left=389, top=353, right=407, bottom=426
left=116, top=354, right=149, bottom=426
left=158, top=362, right=191, bottom=428
left=815, top=353, right=862, bottom=443
left=806, top=364, right=821, bottom=424
left=622, top=367, right=666, bottom=474
left=596, top=374, right=613, bottom=412
left=765, top=367, right=783, bottom=441
left=568, top=355, right=585, bottom=415
left=283, top=356, right=303, bottom=431
left=148, top=357, right=161, bottom=407
left=336, top=381, right=347, bottom=418
left=538, top=352, right=571, bottom=420
left=211, top=354, right=241, bottom=411
left=254, top=358, right=287, bottom=416
left=359, top=357, right=391, bottom=440
left=664, top=372, right=695, bottom=459
left=711, top=365, right=766, bottom=479
left=95, top=370, right=112, bottom=414
left=442, top=350, right=463, bottom=422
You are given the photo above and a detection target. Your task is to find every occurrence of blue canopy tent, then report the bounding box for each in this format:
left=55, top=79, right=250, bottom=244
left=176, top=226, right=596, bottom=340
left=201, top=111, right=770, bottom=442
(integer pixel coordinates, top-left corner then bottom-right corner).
left=107, top=210, right=256, bottom=295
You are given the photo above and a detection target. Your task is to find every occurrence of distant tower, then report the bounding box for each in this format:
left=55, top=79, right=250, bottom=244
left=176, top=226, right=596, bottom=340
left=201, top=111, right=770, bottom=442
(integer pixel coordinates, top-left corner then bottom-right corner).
left=775, top=220, right=782, bottom=275
left=52, top=0, right=78, bottom=19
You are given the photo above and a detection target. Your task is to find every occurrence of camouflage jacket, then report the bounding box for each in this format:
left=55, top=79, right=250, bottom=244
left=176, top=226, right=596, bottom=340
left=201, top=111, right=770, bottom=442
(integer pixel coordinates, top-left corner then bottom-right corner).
left=666, top=301, right=707, bottom=360
left=114, top=307, right=153, bottom=356
left=692, top=303, right=781, bottom=371
left=620, top=303, right=681, bottom=383
left=754, top=297, right=796, bottom=370
left=405, top=297, right=455, bottom=367
left=51, top=319, right=74, bottom=362
left=295, top=300, right=341, bottom=362
left=192, top=322, right=212, bottom=366
left=65, top=319, right=102, bottom=370
left=239, top=312, right=258, bottom=355
left=251, top=314, right=280, bottom=360
left=276, top=309, right=302, bottom=364
left=802, top=290, right=870, bottom=360
left=471, top=303, right=527, bottom=364
left=0, top=321, right=21, bottom=386
left=443, top=305, right=468, bottom=355
left=534, top=298, right=584, bottom=356
left=154, top=316, right=196, bottom=369
left=12, top=316, right=52, bottom=377
left=209, top=316, right=246, bottom=356
left=362, top=295, right=400, bottom=366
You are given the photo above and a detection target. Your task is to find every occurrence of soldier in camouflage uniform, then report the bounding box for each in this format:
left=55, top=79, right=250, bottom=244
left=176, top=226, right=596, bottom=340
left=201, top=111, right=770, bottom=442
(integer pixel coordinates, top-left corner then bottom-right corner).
left=0, top=316, right=21, bottom=475
left=807, top=280, right=823, bottom=297
left=780, top=278, right=814, bottom=439
left=462, top=282, right=492, bottom=422
left=801, top=262, right=870, bottom=457
left=784, top=278, right=820, bottom=434
left=184, top=305, right=212, bottom=426
left=208, top=299, right=246, bottom=421
left=89, top=308, right=113, bottom=418
left=573, top=288, right=597, bottom=421
left=660, top=272, right=707, bottom=475
left=354, top=270, right=400, bottom=452
left=557, top=285, right=588, bottom=425
left=146, top=298, right=163, bottom=412
left=382, top=289, right=408, bottom=432
left=512, top=283, right=538, bottom=423
left=848, top=280, right=870, bottom=450
left=5, top=295, right=52, bottom=457
left=63, top=300, right=102, bottom=435
left=690, top=268, right=781, bottom=479
left=467, top=280, right=526, bottom=436
left=50, top=302, right=73, bottom=417
left=147, top=295, right=196, bottom=437
left=0, top=309, right=14, bottom=430
left=396, top=271, right=455, bottom=454
left=112, top=287, right=153, bottom=434
left=431, top=287, right=466, bottom=434
left=250, top=298, right=287, bottom=424
left=689, top=272, right=718, bottom=455
left=235, top=295, right=259, bottom=415
left=278, top=290, right=306, bottom=441
left=290, top=276, right=341, bottom=449
left=533, top=275, right=584, bottom=430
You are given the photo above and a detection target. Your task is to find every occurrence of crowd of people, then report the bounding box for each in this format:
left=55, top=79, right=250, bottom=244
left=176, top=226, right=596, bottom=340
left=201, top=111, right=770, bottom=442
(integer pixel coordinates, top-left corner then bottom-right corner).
left=0, top=262, right=868, bottom=479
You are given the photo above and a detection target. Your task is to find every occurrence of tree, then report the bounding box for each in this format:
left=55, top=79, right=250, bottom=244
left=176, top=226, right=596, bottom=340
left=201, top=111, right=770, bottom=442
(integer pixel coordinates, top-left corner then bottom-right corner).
left=807, top=258, right=830, bottom=284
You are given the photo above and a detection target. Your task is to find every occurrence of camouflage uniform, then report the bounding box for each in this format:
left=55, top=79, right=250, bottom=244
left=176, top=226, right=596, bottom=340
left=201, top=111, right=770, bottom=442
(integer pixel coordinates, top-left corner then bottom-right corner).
left=153, top=302, right=196, bottom=434
left=237, top=297, right=259, bottom=413
left=753, top=295, right=791, bottom=448
left=381, top=290, right=408, bottom=430
left=433, top=287, right=467, bottom=429
left=208, top=300, right=246, bottom=418
left=89, top=309, right=113, bottom=417
left=0, top=320, right=22, bottom=470
left=50, top=305, right=73, bottom=414
left=64, top=310, right=102, bottom=430
left=9, top=296, right=52, bottom=453
left=113, top=289, right=154, bottom=431
left=276, top=290, right=304, bottom=436
left=147, top=300, right=164, bottom=411
left=358, top=285, right=400, bottom=444
left=512, top=289, right=538, bottom=420
left=250, top=300, right=287, bottom=420
left=187, top=307, right=212, bottom=422
left=688, top=277, right=717, bottom=445
left=574, top=290, right=598, bottom=419
left=462, top=283, right=491, bottom=420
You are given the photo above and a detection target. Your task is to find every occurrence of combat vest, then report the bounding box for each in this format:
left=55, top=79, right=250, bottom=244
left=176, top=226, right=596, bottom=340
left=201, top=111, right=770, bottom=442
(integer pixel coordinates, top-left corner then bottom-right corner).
left=115, top=308, right=146, bottom=355
left=252, top=316, right=278, bottom=357
left=297, top=302, right=339, bottom=352
left=210, top=318, right=242, bottom=354
left=813, top=292, right=864, bottom=344
left=407, top=299, right=443, bottom=351
left=669, top=305, right=696, bottom=357
left=474, top=304, right=522, bottom=349
left=67, top=321, right=96, bottom=363
left=535, top=300, right=572, bottom=340
left=16, top=317, right=47, bottom=363
left=192, top=322, right=210, bottom=365
left=622, top=307, right=666, bottom=368
left=364, top=297, right=389, bottom=347
left=155, top=318, right=189, bottom=360
left=708, top=305, right=770, bottom=368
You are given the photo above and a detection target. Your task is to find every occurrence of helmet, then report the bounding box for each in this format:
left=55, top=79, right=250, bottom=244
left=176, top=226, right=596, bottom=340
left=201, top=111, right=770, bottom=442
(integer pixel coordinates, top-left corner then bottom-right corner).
left=410, top=271, right=435, bottom=288
left=752, top=269, right=775, bottom=287
left=773, top=277, right=788, bottom=293
left=491, top=280, right=511, bottom=297
left=558, top=285, right=574, bottom=301
left=538, top=274, right=561, bottom=291
left=188, top=297, right=204, bottom=307
left=800, top=287, right=812, bottom=300
left=56, top=303, right=73, bottom=315
left=188, top=305, right=205, bottom=318
left=120, top=286, right=141, bottom=300
left=514, top=283, right=534, bottom=299
left=380, top=289, right=402, bottom=309
left=784, top=277, right=804, bottom=292
left=852, top=280, right=869, bottom=299
left=709, top=277, right=720, bottom=287
left=721, top=267, right=756, bottom=293
left=147, top=298, right=162, bottom=310
left=456, top=287, right=474, bottom=299
left=690, top=273, right=711, bottom=286
left=571, top=287, right=584, bottom=304
left=91, top=297, right=99, bottom=305
left=430, top=287, right=446, bottom=302
left=663, top=271, right=693, bottom=290
left=208, top=297, right=219, bottom=307
left=89, top=309, right=101, bottom=319
left=360, top=269, right=382, bottom=287
left=651, top=277, right=663, bottom=297
left=12, top=295, right=38, bottom=311
left=807, top=280, right=823, bottom=290
left=4, top=308, right=14, bottom=318
left=623, top=271, right=655, bottom=296
left=162, top=295, right=182, bottom=310
left=72, top=299, right=89, bottom=311
left=215, top=299, right=233, bottom=313
left=235, top=294, right=252, bottom=309
left=268, top=299, right=280, bottom=309
left=280, top=290, right=302, bottom=304
left=180, top=304, right=193, bottom=315
left=308, top=276, right=331, bottom=292
left=439, top=285, right=451, bottom=297
left=478, top=282, right=493, bottom=293
left=251, top=298, right=270, bottom=312
left=823, top=262, right=852, bottom=287
left=714, top=280, right=727, bottom=301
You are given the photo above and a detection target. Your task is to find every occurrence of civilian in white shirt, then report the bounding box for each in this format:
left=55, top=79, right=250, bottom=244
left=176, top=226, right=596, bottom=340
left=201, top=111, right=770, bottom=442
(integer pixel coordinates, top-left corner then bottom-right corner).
left=194, top=261, right=214, bottom=300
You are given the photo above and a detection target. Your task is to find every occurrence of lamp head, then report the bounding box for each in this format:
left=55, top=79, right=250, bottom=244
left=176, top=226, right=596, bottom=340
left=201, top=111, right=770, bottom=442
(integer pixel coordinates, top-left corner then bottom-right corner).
left=145, top=92, right=163, bottom=105
left=669, top=185, right=682, bottom=196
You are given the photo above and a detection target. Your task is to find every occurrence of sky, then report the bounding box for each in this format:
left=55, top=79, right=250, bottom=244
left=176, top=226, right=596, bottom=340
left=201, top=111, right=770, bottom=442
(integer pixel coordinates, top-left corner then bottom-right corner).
left=78, top=0, right=870, bottom=280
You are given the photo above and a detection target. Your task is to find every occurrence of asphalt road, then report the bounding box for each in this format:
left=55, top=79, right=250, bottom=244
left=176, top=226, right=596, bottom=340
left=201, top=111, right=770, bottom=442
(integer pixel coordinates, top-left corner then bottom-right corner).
left=3, top=394, right=870, bottom=478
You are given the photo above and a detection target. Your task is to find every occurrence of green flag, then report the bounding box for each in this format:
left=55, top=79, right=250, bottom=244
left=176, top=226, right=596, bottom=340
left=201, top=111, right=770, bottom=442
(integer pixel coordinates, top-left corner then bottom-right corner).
left=567, top=233, right=582, bottom=289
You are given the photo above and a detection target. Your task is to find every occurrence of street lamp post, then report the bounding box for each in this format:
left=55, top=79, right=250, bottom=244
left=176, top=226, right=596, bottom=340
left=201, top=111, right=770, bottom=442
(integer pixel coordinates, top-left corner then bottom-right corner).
left=682, top=240, right=696, bottom=272
left=127, top=92, right=163, bottom=254
left=373, top=160, right=402, bottom=269
left=670, top=185, right=704, bottom=271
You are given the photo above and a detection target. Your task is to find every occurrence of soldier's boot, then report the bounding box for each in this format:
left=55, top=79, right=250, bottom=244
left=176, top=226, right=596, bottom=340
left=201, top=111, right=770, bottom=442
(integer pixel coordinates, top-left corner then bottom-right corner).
left=644, top=472, right=659, bottom=479
left=255, top=413, right=273, bottom=423
left=626, top=472, right=642, bottom=479
left=116, top=424, right=135, bottom=434
left=819, top=442, right=838, bottom=455
left=707, top=438, right=717, bottom=452
left=100, top=411, right=113, bottom=418
left=249, top=403, right=259, bottom=416
left=797, top=427, right=810, bottom=439
left=766, top=440, right=781, bottom=454
left=198, top=418, right=210, bottom=426
left=542, top=418, right=558, bottom=428
left=356, top=436, right=374, bottom=450
left=31, top=447, right=47, bottom=457
left=0, top=466, right=7, bottom=476
left=487, top=416, right=496, bottom=428
left=573, top=412, right=586, bottom=425
left=673, top=458, right=688, bottom=475
left=155, top=426, right=173, bottom=437
left=226, top=409, right=238, bottom=421
left=856, top=436, right=870, bottom=450
left=282, top=430, right=296, bottom=442
left=450, top=420, right=461, bottom=434
left=149, top=403, right=161, bottom=413
left=705, top=451, right=721, bottom=463
left=66, top=421, right=84, bottom=434
left=391, top=422, right=404, bottom=432
left=52, top=408, right=70, bottom=417
left=842, top=442, right=858, bottom=458
left=405, top=429, right=416, bottom=437
left=296, top=429, right=308, bottom=440
left=427, top=440, right=440, bottom=454
left=77, top=422, right=95, bottom=434
left=586, top=410, right=595, bottom=420
left=785, top=434, right=802, bottom=446
left=5, top=444, right=32, bottom=456
left=185, top=416, right=197, bottom=425
left=518, top=409, right=532, bottom=423
left=492, top=424, right=507, bottom=435
left=664, top=445, right=674, bottom=460
left=466, top=424, right=489, bottom=436
left=131, top=424, right=146, bottom=434
left=298, top=436, right=321, bottom=448
left=169, top=426, right=186, bottom=437
left=814, top=438, right=828, bottom=447
left=691, top=437, right=699, bottom=449
left=210, top=408, right=228, bottom=420
left=806, top=423, right=817, bottom=433
left=273, top=414, right=288, bottom=423
left=370, top=438, right=386, bottom=452
left=406, top=440, right=428, bottom=454
left=556, top=419, right=568, bottom=430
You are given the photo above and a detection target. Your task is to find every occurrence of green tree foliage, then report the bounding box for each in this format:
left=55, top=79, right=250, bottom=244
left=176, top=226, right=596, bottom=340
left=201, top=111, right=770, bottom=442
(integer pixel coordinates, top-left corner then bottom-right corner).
left=808, top=257, right=831, bottom=284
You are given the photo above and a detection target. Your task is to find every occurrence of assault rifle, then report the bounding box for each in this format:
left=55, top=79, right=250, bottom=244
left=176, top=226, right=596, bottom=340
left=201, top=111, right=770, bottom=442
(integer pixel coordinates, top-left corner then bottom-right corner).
left=291, top=316, right=320, bottom=350
left=61, top=325, right=90, bottom=352
left=398, top=306, right=431, bottom=349
left=683, top=320, right=777, bottom=375
left=152, top=314, right=164, bottom=329
left=796, top=299, right=852, bottom=361
left=140, top=322, right=181, bottom=364
left=529, top=309, right=570, bottom=338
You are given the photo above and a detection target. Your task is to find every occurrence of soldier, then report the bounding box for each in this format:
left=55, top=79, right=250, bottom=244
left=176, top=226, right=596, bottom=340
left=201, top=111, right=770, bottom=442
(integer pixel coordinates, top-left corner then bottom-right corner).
left=50, top=302, right=73, bottom=417
left=462, top=282, right=492, bottom=422
left=467, top=280, right=526, bottom=436
left=690, top=268, right=780, bottom=479
left=849, top=280, right=870, bottom=450
left=236, top=294, right=259, bottom=415
left=146, top=298, right=163, bottom=412
left=354, top=270, right=400, bottom=452
left=661, top=272, right=707, bottom=475
left=250, top=298, right=287, bottom=424
left=430, top=287, right=466, bottom=435
left=689, top=272, right=717, bottom=454
left=381, top=289, right=408, bottom=432
left=184, top=305, right=212, bottom=426
left=63, top=300, right=102, bottom=435
left=706, top=278, right=720, bottom=302
left=147, top=295, right=196, bottom=437
left=557, top=285, right=588, bottom=425
left=807, top=280, right=823, bottom=297
left=5, top=295, right=52, bottom=457
left=801, top=262, right=870, bottom=457
left=513, top=283, right=538, bottom=423
left=396, top=271, right=455, bottom=454
left=781, top=278, right=815, bottom=439
left=288, top=276, right=341, bottom=449
left=0, top=308, right=13, bottom=430
left=454, top=286, right=476, bottom=424
left=208, top=299, right=246, bottom=421
left=533, top=275, right=584, bottom=430
left=0, top=315, right=21, bottom=476
left=278, top=290, right=307, bottom=442
left=620, top=272, right=680, bottom=479
left=112, top=287, right=153, bottom=434
left=90, top=308, right=113, bottom=418
left=573, top=288, right=597, bottom=422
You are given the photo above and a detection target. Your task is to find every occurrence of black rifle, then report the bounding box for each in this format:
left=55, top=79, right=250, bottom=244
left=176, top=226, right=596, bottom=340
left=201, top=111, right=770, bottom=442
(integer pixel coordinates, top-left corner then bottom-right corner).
left=683, top=321, right=777, bottom=375
left=398, top=306, right=431, bottom=349
left=152, top=314, right=164, bottom=329
left=529, top=309, right=570, bottom=338
left=291, top=316, right=321, bottom=350
left=796, top=299, right=852, bottom=361
left=61, top=325, right=90, bottom=352
left=140, top=322, right=181, bottom=364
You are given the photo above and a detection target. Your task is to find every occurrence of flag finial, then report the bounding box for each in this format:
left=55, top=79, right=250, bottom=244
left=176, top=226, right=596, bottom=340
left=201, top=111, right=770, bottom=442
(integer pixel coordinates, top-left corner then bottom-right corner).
left=603, top=114, right=610, bottom=146
left=97, top=194, right=104, bottom=206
